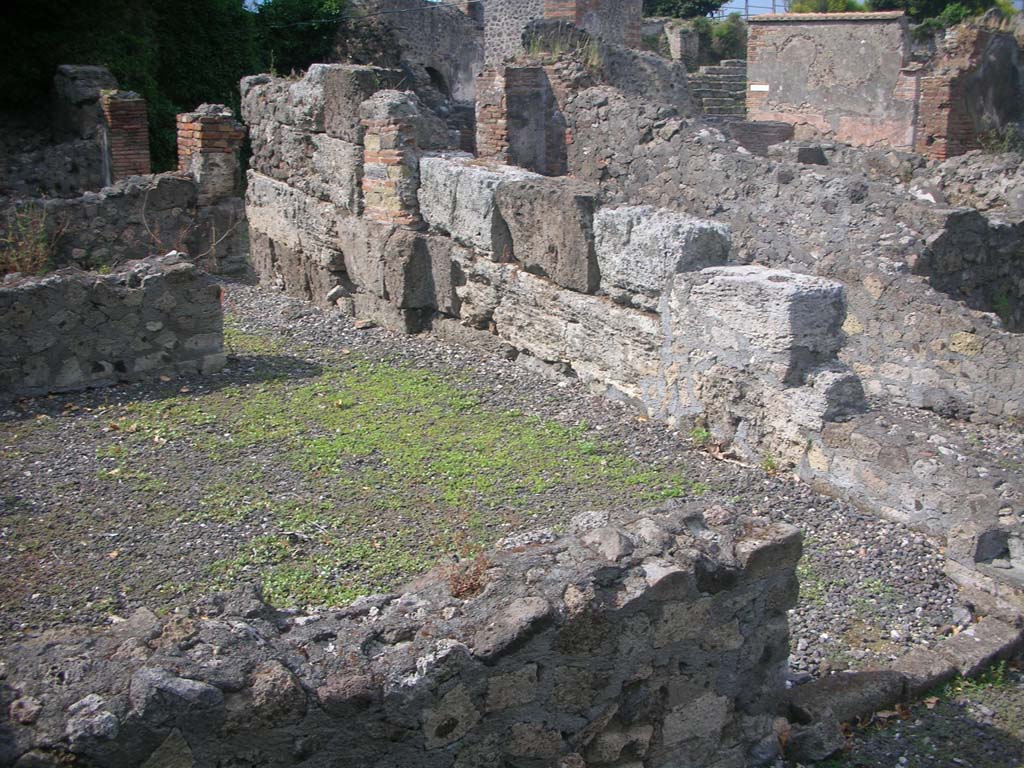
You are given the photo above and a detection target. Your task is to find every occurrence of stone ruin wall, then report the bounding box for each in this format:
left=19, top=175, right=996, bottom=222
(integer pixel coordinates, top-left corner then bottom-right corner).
left=1, top=65, right=151, bottom=200
left=745, top=13, right=1024, bottom=160
left=555, top=78, right=1024, bottom=426
left=0, top=507, right=804, bottom=768
left=0, top=255, right=225, bottom=402
left=483, top=0, right=643, bottom=66
left=242, top=64, right=862, bottom=470
left=2, top=96, right=249, bottom=277
left=242, top=56, right=1024, bottom=608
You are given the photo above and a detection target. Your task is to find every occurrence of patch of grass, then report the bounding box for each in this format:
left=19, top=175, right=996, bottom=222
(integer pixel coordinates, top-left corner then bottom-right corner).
left=797, top=559, right=828, bottom=605
left=209, top=532, right=434, bottom=608
left=690, top=425, right=711, bottom=445
left=939, top=661, right=1014, bottom=698
left=761, top=450, right=779, bottom=474
left=69, top=338, right=705, bottom=611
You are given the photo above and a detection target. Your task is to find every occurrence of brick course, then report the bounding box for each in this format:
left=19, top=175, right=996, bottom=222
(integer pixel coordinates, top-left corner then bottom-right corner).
left=100, top=91, right=151, bottom=180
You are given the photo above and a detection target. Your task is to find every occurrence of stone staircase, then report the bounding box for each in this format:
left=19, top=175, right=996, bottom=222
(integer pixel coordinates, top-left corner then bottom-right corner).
left=690, top=58, right=747, bottom=118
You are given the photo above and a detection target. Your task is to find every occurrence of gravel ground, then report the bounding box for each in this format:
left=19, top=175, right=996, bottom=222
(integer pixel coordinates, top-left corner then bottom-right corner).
left=791, top=659, right=1024, bottom=768
left=0, top=282, right=963, bottom=680
left=5, top=281, right=1019, bottom=765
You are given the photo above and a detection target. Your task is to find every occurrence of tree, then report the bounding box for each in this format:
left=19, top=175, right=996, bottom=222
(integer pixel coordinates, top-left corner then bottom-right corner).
left=643, top=0, right=728, bottom=19
left=254, top=0, right=348, bottom=74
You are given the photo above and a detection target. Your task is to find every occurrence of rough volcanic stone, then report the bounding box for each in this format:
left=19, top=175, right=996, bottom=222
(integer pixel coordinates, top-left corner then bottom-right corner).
left=495, top=176, right=601, bottom=294
left=419, top=155, right=539, bottom=254
left=593, top=206, right=730, bottom=307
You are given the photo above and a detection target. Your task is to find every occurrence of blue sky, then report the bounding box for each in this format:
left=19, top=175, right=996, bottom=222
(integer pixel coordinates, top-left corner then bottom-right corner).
left=717, top=0, right=1023, bottom=14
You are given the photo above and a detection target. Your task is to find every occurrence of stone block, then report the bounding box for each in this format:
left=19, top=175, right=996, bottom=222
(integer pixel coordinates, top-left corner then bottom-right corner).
left=783, top=671, right=905, bottom=725
left=242, top=65, right=402, bottom=143
left=933, top=617, right=1024, bottom=677
left=593, top=206, right=730, bottom=308
left=383, top=231, right=459, bottom=313
left=419, top=155, right=539, bottom=254
left=677, top=265, right=847, bottom=383
left=888, top=647, right=957, bottom=698
left=495, top=176, right=601, bottom=294
left=486, top=665, right=537, bottom=711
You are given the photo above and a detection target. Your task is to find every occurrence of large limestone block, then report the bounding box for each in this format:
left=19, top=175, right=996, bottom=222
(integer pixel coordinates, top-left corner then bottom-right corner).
left=676, top=265, right=847, bottom=383
left=382, top=231, right=461, bottom=314
left=419, top=155, right=539, bottom=255
left=483, top=264, right=663, bottom=402
left=594, top=206, right=730, bottom=309
left=494, top=177, right=601, bottom=294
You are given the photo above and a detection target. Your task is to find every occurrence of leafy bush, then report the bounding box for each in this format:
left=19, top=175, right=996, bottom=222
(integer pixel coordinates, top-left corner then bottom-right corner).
left=692, top=13, right=748, bottom=63
left=0, top=205, right=65, bottom=277
left=867, top=0, right=996, bottom=22
left=790, top=0, right=866, bottom=11
left=644, top=0, right=728, bottom=18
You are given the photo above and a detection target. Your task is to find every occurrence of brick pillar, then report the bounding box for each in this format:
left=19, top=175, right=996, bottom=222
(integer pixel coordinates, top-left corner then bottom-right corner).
left=176, top=104, right=246, bottom=205
left=359, top=92, right=424, bottom=229
left=475, top=68, right=509, bottom=163
left=99, top=90, right=150, bottom=182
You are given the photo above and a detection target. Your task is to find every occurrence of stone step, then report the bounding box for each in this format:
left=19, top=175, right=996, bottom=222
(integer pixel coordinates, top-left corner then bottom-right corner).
left=719, top=59, right=748, bottom=67
left=698, top=66, right=747, bottom=76
left=702, top=98, right=739, bottom=107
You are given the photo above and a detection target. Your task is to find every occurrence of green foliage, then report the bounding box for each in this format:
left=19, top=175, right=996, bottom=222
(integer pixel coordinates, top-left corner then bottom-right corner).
left=790, top=0, right=866, bottom=11
left=644, top=0, right=728, bottom=19
left=980, top=123, right=1024, bottom=155
left=83, top=323, right=706, bottom=610
left=0, top=204, right=64, bottom=277
left=692, top=14, right=748, bottom=64
left=868, top=0, right=996, bottom=23
left=0, top=0, right=349, bottom=172
left=255, top=0, right=347, bottom=75
left=690, top=425, right=712, bottom=445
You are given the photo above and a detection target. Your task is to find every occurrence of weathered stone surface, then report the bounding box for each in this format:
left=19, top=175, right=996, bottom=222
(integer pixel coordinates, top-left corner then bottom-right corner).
left=241, top=64, right=403, bottom=144
left=419, top=155, right=539, bottom=254
left=593, top=205, right=730, bottom=309
left=0, top=506, right=800, bottom=768
left=53, top=64, right=119, bottom=141
left=783, top=670, right=905, bottom=725
left=888, top=647, right=957, bottom=698
left=495, top=176, right=600, bottom=294
left=933, top=616, right=1024, bottom=677
left=0, top=255, right=224, bottom=401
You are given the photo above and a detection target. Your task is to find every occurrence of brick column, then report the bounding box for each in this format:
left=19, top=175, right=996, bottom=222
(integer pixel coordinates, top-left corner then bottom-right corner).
left=475, top=68, right=509, bottom=163
left=176, top=104, right=246, bottom=205
left=359, top=92, right=424, bottom=229
left=100, top=90, right=150, bottom=181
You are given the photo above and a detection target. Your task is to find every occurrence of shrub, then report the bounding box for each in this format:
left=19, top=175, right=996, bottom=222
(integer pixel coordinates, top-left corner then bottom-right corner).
left=0, top=205, right=64, bottom=277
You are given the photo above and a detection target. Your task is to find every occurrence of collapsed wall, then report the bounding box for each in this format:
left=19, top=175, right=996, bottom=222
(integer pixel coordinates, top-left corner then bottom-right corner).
left=0, top=506, right=802, bottom=768
left=0, top=255, right=225, bottom=402
left=241, top=59, right=1024, bottom=608
left=2, top=103, right=248, bottom=277
left=1, top=65, right=154, bottom=200
left=557, top=81, right=1024, bottom=424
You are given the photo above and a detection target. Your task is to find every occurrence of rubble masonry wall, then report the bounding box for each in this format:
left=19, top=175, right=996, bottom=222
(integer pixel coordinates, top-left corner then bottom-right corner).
left=0, top=507, right=802, bottom=768
left=0, top=255, right=225, bottom=402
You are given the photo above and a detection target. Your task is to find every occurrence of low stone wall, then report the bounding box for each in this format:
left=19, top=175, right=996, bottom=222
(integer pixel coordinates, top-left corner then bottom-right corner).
left=30, top=173, right=248, bottom=276
left=0, top=505, right=802, bottom=768
left=2, top=104, right=248, bottom=278
left=0, top=256, right=225, bottom=401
